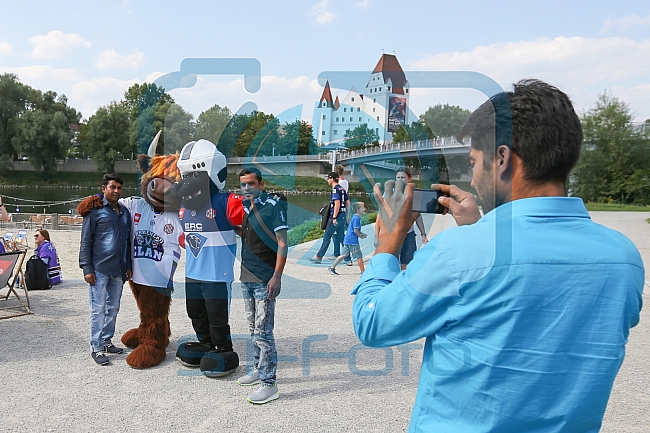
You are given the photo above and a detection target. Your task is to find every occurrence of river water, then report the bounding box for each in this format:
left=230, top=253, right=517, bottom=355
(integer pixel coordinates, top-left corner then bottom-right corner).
left=0, top=186, right=376, bottom=228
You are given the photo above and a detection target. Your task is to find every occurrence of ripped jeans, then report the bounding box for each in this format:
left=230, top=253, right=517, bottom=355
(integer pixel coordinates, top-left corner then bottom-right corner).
left=241, top=282, right=277, bottom=385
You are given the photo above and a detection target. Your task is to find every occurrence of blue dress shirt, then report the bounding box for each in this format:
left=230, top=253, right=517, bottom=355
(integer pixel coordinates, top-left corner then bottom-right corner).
left=352, top=197, right=644, bottom=433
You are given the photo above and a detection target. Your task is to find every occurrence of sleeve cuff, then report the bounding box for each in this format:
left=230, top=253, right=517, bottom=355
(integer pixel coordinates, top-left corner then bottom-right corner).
left=351, top=253, right=401, bottom=295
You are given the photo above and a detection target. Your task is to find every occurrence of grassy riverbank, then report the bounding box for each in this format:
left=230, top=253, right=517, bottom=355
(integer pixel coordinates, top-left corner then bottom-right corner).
left=584, top=203, right=650, bottom=212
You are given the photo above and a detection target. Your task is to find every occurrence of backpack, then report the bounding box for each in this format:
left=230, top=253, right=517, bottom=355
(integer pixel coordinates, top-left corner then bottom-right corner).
left=319, top=203, right=332, bottom=230
left=25, top=255, right=51, bottom=291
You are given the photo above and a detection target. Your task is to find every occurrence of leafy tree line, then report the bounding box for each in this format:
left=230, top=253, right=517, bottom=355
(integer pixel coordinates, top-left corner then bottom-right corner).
left=79, top=83, right=320, bottom=172
left=572, top=92, right=650, bottom=205
left=0, top=75, right=319, bottom=176
left=0, top=73, right=81, bottom=178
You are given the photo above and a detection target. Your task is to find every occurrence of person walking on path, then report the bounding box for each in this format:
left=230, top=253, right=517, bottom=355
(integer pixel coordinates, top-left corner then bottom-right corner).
left=310, top=172, right=348, bottom=263
left=79, top=173, right=132, bottom=366
left=236, top=168, right=288, bottom=405
left=335, top=164, right=349, bottom=193
left=352, top=79, right=644, bottom=432
left=328, top=202, right=367, bottom=275
left=375, top=167, right=428, bottom=270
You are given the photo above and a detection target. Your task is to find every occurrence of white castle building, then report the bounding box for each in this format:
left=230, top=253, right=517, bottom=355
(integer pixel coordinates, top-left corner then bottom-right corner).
left=313, top=53, right=410, bottom=147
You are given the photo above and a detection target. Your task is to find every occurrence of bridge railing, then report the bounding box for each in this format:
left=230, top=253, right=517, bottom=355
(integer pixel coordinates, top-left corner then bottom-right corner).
left=337, top=136, right=470, bottom=161
left=228, top=154, right=330, bottom=164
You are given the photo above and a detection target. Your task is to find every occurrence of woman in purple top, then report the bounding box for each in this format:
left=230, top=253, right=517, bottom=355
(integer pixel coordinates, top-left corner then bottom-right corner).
left=34, top=229, right=63, bottom=285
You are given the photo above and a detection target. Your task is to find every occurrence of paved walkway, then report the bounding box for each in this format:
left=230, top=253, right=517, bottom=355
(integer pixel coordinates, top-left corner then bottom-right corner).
left=0, top=212, right=648, bottom=432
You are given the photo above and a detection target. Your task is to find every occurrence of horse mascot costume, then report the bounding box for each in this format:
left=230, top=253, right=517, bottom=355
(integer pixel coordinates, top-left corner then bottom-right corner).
left=78, top=131, right=184, bottom=368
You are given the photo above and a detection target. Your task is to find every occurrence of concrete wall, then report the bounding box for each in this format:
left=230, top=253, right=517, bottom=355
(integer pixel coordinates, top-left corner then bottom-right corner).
left=227, top=161, right=330, bottom=177
left=14, top=160, right=139, bottom=173
left=14, top=159, right=328, bottom=176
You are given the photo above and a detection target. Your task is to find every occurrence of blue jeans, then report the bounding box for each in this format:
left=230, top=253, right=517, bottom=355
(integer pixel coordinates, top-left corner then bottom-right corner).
left=88, top=272, right=124, bottom=352
left=316, top=213, right=346, bottom=258
left=242, top=282, right=277, bottom=385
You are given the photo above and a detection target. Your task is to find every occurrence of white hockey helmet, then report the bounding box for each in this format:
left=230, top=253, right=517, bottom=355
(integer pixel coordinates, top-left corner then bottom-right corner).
left=177, top=139, right=228, bottom=190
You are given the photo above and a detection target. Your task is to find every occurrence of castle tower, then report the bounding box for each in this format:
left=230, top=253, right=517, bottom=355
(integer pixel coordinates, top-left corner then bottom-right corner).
left=314, top=80, right=334, bottom=145
left=365, top=53, right=410, bottom=142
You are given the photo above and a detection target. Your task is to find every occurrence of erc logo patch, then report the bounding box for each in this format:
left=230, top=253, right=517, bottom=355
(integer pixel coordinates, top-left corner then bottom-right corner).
left=164, top=224, right=174, bottom=234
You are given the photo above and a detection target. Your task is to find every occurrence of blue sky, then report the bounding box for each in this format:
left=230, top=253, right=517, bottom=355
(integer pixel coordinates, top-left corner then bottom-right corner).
left=1, top=1, right=649, bottom=124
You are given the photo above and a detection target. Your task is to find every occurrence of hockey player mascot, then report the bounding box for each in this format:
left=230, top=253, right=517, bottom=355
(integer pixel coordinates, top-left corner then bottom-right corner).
left=78, top=131, right=183, bottom=369
left=172, top=139, right=244, bottom=377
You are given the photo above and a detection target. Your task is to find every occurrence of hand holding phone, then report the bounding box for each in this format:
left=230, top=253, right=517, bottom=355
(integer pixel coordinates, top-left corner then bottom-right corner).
left=412, top=189, right=445, bottom=213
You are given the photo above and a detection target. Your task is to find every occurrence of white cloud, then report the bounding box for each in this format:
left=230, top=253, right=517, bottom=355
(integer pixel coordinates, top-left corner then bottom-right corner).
left=0, top=65, right=83, bottom=82
left=409, top=36, right=650, bottom=121
left=601, top=14, right=650, bottom=35
left=313, top=0, right=336, bottom=25
left=71, top=77, right=139, bottom=118
left=169, top=74, right=322, bottom=122
left=144, top=71, right=166, bottom=83
left=30, top=30, right=91, bottom=59
left=0, top=42, right=14, bottom=57
left=356, top=0, right=371, bottom=9
left=95, top=48, right=145, bottom=69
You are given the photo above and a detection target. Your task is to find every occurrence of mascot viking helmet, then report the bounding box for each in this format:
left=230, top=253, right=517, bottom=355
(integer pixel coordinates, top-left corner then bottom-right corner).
left=177, top=139, right=228, bottom=190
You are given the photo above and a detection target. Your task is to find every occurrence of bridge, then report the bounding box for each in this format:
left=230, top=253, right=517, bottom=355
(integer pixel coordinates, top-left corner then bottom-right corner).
left=226, top=136, right=469, bottom=167
left=337, top=137, right=470, bottom=164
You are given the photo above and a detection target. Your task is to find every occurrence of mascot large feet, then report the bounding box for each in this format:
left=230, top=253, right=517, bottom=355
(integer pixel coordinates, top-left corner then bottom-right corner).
left=121, top=282, right=172, bottom=369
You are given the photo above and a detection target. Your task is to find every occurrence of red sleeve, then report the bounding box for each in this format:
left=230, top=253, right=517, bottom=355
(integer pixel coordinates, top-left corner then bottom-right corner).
left=179, top=233, right=185, bottom=249
left=226, top=194, right=245, bottom=226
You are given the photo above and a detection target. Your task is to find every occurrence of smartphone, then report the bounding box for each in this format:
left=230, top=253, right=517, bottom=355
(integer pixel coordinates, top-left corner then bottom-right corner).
left=412, top=189, right=444, bottom=213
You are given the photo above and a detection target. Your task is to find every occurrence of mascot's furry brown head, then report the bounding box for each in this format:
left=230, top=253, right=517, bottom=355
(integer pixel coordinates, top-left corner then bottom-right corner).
left=137, top=152, right=182, bottom=213
left=77, top=131, right=182, bottom=215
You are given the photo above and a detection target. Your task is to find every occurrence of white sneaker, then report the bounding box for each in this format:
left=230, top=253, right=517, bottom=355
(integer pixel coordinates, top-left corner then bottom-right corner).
left=237, top=369, right=261, bottom=386
left=247, top=383, right=279, bottom=404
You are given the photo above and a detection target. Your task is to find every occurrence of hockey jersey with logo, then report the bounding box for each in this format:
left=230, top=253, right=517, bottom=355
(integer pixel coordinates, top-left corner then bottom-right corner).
left=121, top=196, right=183, bottom=289
left=179, top=192, right=244, bottom=282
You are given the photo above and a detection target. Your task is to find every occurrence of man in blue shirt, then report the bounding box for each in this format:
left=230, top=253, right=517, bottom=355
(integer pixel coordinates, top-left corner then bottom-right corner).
left=80, top=173, right=132, bottom=366
left=311, top=172, right=348, bottom=263
left=352, top=80, right=644, bottom=432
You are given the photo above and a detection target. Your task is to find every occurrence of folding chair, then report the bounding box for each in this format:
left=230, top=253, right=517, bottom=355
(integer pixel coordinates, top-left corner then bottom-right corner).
left=3, top=230, right=15, bottom=251
left=14, top=229, right=29, bottom=250
left=0, top=250, right=31, bottom=319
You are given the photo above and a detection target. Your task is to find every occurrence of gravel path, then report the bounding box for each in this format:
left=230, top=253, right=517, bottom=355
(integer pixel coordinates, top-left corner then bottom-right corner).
left=1, top=211, right=648, bottom=432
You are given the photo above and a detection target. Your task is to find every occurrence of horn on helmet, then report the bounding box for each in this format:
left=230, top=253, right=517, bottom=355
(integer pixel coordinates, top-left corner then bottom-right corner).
left=147, top=130, right=162, bottom=157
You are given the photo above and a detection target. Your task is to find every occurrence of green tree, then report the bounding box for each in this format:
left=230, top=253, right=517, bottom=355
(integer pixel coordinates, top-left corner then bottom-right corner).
left=195, top=104, right=232, bottom=147
left=573, top=92, right=650, bottom=204
left=278, top=120, right=318, bottom=155
left=79, top=102, right=131, bottom=173
left=124, top=83, right=175, bottom=155
left=0, top=73, right=30, bottom=160
left=393, top=121, right=433, bottom=143
left=123, top=83, right=174, bottom=122
left=344, top=124, right=379, bottom=149
left=162, top=103, right=195, bottom=154
left=231, top=111, right=277, bottom=157
left=12, top=90, right=80, bottom=178
left=420, top=103, right=471, bottom=138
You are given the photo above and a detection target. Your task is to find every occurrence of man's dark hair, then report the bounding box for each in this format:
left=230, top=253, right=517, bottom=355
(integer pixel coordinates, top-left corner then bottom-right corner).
left=457, top=79, right=583, bottom=183
left=102, top=172, right=124, bottom=186
left=239, top=167, right=263, bottom=182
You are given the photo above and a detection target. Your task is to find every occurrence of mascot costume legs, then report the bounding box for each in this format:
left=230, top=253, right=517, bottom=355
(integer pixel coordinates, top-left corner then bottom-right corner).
left=172, top=139, right=244, bottom=377
left=78, top=132, right=183, bottom=369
